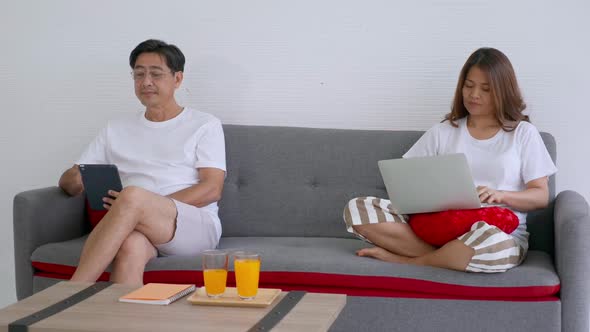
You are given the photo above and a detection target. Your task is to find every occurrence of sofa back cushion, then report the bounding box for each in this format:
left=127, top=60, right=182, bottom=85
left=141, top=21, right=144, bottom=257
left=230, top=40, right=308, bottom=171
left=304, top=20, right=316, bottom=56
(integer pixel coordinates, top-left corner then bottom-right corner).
left=218, top=125, right=556, bottom=253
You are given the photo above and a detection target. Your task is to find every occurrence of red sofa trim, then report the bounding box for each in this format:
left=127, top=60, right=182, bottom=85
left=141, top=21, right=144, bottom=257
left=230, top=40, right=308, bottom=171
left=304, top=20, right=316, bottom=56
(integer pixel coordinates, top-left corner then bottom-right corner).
left=33, top=262, right=559, bottom=302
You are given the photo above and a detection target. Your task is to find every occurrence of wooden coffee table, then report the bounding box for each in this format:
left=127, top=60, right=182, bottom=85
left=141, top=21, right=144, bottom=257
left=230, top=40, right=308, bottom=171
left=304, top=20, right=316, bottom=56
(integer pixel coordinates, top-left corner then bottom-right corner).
left=0, top=282, right=346, bottom=331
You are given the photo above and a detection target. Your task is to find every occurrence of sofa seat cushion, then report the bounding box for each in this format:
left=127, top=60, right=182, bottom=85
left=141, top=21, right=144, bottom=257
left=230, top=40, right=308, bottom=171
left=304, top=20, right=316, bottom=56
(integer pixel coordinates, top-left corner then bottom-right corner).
left=31, top=236, right=560, bottom=301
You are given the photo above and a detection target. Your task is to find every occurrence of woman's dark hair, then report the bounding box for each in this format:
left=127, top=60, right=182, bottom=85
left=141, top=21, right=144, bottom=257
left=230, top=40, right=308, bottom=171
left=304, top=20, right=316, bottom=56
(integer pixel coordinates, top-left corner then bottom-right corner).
left=445, top=47, right=528, bottom=131
left=129, top=39, right=185, bottom=73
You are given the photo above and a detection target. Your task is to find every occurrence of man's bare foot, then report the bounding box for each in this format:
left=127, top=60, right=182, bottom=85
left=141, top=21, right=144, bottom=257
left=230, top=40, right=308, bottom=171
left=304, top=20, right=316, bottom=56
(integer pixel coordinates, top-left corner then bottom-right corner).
left=356, top=247, right=410, bottom=263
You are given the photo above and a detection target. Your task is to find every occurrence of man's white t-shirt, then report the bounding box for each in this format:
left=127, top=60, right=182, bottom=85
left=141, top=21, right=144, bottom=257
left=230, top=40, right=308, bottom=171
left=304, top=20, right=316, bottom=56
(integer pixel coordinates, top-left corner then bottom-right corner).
left=77, top=108, right=226, bottom=237
left=403, top=118, right=557, bottom=249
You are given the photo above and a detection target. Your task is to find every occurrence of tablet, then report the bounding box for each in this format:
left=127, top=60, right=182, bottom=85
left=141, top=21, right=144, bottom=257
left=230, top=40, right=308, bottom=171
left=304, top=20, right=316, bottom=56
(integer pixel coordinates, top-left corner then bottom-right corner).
left=79, top=164, right=123, bottom=210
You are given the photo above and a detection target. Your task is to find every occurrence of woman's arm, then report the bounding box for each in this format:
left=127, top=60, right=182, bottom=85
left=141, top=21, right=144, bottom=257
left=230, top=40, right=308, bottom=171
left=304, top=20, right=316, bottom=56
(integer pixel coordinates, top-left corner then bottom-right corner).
left=477, top=176, right=550, bottom=212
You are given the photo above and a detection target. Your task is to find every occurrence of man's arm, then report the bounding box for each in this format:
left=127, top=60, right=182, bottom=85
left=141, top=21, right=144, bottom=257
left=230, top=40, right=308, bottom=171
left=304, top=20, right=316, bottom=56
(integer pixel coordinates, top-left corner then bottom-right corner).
left=167, top=168, right=225, bottom=207
left=58, top=165, right=84, bottom=196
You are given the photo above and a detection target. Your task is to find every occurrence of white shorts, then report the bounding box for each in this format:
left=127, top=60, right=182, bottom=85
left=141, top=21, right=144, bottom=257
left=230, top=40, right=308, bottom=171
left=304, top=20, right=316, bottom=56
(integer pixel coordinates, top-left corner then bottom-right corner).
left=155, top=199, right=221, bottom=256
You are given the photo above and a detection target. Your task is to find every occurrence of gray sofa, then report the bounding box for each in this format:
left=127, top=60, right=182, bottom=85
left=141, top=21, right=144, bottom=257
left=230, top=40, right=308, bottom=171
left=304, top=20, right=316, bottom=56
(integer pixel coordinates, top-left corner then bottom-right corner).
left=14, top=125, right=590, bottom=331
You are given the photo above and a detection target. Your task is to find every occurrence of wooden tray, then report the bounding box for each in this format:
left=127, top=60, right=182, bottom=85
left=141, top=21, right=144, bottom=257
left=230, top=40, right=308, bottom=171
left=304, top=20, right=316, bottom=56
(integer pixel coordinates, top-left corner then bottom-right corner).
left=187, top=287, right=282, bottom=307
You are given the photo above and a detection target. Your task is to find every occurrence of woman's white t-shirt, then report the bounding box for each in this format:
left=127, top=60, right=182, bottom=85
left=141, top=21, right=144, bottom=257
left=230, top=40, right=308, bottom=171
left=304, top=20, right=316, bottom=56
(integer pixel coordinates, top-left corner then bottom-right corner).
left=403, top=118, right=557, bottom=249
left=77, top=108, right=226, bottom=236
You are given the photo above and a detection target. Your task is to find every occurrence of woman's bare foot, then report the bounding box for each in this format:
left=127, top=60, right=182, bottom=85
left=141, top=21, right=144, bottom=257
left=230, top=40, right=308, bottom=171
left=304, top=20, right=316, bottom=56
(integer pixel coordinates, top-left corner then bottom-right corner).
left=356, top=247, right=411, bottom=263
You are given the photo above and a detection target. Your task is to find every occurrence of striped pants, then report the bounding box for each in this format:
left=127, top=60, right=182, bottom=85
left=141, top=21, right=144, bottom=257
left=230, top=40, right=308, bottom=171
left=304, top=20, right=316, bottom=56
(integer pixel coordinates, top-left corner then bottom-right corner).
left=343, top=196, right=527, bottom=273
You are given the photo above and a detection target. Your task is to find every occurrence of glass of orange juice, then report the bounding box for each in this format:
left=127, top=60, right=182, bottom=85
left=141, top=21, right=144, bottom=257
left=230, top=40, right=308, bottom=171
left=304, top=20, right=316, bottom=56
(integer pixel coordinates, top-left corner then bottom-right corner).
left=234, top=251, right=261, bottom=300
left=202, top=250, right=228, bottom=298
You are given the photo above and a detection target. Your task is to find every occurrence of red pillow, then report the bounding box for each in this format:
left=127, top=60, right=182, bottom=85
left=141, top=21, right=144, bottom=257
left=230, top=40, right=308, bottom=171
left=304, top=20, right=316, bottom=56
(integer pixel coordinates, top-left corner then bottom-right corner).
left=408, top=207, right=519, bottom=247
left=85, top=199, right=108, bottom=229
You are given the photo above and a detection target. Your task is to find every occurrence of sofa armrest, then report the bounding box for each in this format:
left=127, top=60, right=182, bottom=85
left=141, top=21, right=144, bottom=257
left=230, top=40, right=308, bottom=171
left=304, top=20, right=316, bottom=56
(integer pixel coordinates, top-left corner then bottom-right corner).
left=553, top=190, right=590, bottom=332
left=13, top=186, right=87, bottom=300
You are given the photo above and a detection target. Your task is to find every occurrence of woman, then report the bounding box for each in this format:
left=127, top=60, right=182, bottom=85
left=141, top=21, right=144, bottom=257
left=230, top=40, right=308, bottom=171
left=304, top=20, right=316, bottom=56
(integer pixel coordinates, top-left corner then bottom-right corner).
left=343, top=48, right=557, bottom=273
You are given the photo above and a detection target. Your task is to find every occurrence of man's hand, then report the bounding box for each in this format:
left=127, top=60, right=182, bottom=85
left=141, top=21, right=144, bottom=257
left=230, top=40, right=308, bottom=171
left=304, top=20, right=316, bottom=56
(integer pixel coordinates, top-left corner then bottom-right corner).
left=58, top=165, right=84, bottom=196
left=102, top=190, right=120, bottom=210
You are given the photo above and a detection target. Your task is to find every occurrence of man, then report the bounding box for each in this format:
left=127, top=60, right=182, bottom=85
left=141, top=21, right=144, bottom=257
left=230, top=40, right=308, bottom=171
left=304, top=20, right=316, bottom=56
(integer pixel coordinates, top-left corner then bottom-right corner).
left=59, top=39, right=226, bottom=286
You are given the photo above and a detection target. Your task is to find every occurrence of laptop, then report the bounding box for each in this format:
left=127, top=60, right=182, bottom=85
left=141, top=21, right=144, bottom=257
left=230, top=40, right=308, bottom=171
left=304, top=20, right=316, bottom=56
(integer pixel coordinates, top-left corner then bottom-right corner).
left=377, top=153, right=501, bottom=214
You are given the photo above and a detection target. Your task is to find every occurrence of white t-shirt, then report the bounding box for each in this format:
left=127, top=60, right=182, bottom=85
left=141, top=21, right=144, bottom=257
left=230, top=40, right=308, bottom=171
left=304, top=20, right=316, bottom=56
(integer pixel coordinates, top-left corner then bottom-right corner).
left=403, top=118, right=557, bottom=249
left=77, top=108, right=226, bottom=235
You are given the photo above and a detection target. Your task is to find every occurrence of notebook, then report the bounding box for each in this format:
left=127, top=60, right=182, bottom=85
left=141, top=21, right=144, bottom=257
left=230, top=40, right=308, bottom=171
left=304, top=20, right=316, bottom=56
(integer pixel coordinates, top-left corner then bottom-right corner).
left=118, top=283, right=196, bottom=305
left=377, top=153, right=504, bottom=214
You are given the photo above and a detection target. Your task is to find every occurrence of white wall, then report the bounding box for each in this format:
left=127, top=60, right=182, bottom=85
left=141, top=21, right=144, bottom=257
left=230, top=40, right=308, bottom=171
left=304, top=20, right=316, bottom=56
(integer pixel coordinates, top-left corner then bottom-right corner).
left=1, top=0, right=589, bottom=307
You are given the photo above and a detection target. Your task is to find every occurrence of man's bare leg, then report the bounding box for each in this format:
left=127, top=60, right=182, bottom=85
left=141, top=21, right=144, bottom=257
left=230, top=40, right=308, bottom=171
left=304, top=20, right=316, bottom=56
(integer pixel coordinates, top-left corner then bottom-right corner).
left=109, top=231, right=158, bottom=286
left=353, top=222, right=435, bottom=257
left=71, top=186, right=176, bottom=282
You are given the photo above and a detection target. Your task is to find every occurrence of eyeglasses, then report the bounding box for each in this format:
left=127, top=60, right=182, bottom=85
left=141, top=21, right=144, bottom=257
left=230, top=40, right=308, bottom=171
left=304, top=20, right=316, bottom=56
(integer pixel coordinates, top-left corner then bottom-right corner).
left=130, top=70, right=173, bottom=82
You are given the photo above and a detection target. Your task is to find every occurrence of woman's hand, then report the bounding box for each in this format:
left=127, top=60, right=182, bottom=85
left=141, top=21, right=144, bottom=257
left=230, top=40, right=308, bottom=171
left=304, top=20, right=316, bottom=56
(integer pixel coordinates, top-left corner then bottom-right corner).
left=476, top=177, right=550, bottom=212
left=477, top=186, right=505, bottom=204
